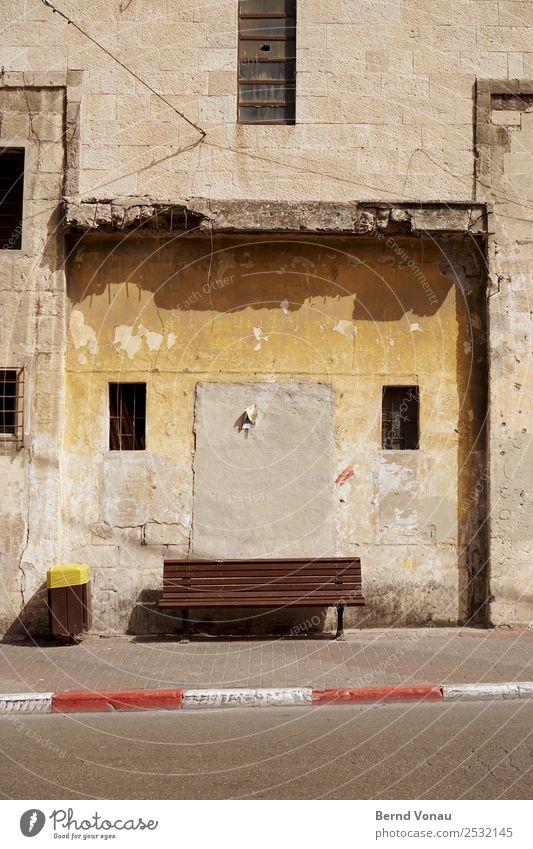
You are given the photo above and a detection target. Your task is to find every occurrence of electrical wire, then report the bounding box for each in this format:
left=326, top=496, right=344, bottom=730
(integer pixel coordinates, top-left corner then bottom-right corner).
left=39, top=0, right=206, bottom=140
left=38, top=0, right=533, bottom=226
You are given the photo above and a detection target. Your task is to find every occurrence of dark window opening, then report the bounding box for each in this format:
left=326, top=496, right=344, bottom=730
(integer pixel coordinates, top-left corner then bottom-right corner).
left=109, top=383, right=146, bottom=451
left=382, top=386, right=420, bottom=450
left=0, top=368, right=23, bottom=443
left=0, top=148, right=24, bottom=250
left=238, top=0, right=296, bottom=125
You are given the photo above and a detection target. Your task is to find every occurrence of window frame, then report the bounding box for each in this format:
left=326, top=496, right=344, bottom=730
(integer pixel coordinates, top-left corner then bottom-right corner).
left=0, top=366, right=24, bottom=447
left=381, top=385, right=420, bottom=451
left=237, top=1, right=296, bottom=126
left=0, top=146, right=25, bottom=252
left=109, top=381, right=147, bottom=452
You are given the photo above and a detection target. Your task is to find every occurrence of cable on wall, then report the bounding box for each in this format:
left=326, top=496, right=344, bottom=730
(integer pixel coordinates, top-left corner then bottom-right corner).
left=39, top=0, right=207, bottom=140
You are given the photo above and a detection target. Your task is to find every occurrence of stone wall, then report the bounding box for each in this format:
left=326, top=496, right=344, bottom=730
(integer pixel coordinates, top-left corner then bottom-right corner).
left=0, top=80, right=69, bottom=634
left=0, top=2, right=531, bottom=201
left=0, top=2, right=531, bottom=632
left=477, top=82, right=533, bottom=628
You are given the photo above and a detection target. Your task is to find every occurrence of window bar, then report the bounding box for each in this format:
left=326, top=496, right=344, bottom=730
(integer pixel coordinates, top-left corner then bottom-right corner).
left=238, top=2, right=296, bottom=125
left=0, top=367, right=24, bottom=448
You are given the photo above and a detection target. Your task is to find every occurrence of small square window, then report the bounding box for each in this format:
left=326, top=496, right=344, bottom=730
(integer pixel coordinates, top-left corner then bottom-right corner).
left=109, top=383, right=146, bottom=451
left=0, top=368, right=24, bottom=444
left=0, top=148, right=24, bottom=250
left=382, top=386, right=419, bottom=450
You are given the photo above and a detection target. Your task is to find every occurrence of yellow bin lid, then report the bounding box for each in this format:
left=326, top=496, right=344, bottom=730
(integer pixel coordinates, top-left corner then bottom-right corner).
left=47, top=564, right=90, bottom=589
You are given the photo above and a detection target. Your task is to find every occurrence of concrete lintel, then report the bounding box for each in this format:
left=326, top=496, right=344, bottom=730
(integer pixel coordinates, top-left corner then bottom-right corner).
left=63, top=197, right=489, bottom=238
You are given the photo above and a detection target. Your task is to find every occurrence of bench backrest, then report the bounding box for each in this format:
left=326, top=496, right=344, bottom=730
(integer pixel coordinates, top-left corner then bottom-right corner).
left=160, top=558, right=363, bottom=607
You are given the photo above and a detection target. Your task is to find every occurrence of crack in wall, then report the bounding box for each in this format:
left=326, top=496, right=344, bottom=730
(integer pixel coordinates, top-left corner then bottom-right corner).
left=17, top=444, right=34, bottom=610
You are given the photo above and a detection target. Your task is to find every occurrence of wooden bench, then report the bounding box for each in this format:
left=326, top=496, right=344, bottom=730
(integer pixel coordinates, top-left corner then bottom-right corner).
left=159, top=557, right=364, bottom=640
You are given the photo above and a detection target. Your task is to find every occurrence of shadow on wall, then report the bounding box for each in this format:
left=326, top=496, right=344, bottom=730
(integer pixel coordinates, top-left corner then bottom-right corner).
left=3, top=582, right=49, bottom=639
left=453, top=243, right=490, bottom=626
left=66, top=235, right=453, bottom=321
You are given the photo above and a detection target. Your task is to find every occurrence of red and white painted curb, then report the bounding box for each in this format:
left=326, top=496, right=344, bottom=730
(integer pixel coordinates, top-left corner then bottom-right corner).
left=0, top=682, right=532, bottom=714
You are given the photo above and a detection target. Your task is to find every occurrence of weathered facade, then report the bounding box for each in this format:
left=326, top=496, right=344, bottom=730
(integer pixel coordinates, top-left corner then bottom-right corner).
left=0, top=1, right=531, bottom=634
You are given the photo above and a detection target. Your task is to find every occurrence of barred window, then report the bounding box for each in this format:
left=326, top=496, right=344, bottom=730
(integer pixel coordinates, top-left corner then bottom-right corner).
left=109, top=383, right=146, bottom=451
left=382, top=386, right=420, bottom=450
left=0, top=148, right=24, bottom=250
left=0, top=368, right=24, bottom=444
left=238, top=0, right=296, bottom=125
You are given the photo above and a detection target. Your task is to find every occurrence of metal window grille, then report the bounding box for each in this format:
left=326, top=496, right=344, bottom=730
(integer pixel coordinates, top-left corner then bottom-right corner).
left=109, top=383, right=146, bottom=451
left=0, top=367, right=24, bottom=446
left=0, top=148, right=24, bottom=251
left=238, top=0, right=296, bottom=125
left=382, top=386, right=420, bottom=450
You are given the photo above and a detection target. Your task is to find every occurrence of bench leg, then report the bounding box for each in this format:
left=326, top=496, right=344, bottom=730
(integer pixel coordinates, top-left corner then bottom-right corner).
left=180, top=608, right=190, bottom=644
left=335, top=604, right=345, bottom=640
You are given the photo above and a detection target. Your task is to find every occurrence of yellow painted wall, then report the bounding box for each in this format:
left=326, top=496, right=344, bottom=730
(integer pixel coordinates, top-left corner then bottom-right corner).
left=63, top=234, right=486, bottom=632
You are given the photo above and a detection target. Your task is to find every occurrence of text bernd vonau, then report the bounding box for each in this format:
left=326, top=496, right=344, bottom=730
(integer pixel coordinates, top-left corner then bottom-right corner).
left=376, top=811, right=452, bottom=821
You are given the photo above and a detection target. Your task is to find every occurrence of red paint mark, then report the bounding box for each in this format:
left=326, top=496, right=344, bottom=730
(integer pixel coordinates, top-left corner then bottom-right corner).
left=312, top=685, right=443, bottom=705
left=335, top=466, right=354, bottom=486
left=52, top=689, right=184, bottom=713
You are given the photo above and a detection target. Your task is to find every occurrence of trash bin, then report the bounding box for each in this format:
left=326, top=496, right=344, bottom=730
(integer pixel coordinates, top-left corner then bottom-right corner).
left=47, top=564, right=92, bottom=639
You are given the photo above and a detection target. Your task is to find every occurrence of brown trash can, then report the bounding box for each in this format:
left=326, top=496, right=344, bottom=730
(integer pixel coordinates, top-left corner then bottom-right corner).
left=47, top=564, right=92, bottom=638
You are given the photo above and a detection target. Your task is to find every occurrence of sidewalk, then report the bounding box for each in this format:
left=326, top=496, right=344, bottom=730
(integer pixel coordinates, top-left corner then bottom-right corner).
left=1, top=628, right=532, bottom=695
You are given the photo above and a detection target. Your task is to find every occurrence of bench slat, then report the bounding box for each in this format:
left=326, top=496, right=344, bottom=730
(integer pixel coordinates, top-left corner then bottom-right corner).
left=163, top=564, right=360, bottom=571
left=163, top=569, right=361, bottom=581
left=160, top=599, right=366, bottom=607
left=160, top=557, right=364, bottom=609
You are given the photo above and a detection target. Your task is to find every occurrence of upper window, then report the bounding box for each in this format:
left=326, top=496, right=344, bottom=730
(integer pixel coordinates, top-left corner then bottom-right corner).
left=109, top=383, right=146, bottom=451
left=0, top=148, right=24, bottom=250
left=0, top=368, right=24, bottom=444
left=238, top=0, right=296, bottom=125
left=382, top=386, right=420, bottom=450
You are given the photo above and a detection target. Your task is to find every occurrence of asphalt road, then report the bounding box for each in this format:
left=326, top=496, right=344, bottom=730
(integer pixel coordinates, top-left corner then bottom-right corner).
left=0, top=701, right=531, bottom=799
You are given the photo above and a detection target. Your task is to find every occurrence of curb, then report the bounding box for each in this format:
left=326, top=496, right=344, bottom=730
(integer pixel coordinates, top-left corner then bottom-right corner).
left=0, top=682, right=532, bottom=714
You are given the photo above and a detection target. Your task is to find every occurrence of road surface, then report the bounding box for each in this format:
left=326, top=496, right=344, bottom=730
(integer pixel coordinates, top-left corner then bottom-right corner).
left=0, top=701, right=531, bottom=799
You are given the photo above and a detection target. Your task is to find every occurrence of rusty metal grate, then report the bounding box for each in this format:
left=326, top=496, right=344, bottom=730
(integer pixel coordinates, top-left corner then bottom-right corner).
left=238, top=0, right=296, bottom=125
left=0, top=367, right=24, bottom=446
left=109, top=382, right=146, bottom=451
left=382, top=385, right=420, bottom=450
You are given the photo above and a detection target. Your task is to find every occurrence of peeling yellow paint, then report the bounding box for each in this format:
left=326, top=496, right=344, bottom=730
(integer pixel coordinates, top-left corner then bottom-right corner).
left=63, top=234, right=486, bottom=627
left=333, top=319, right=357, bottom=338
left=113, top=325, right=142, bottom=359
left=139, top=326, right=163, bottom=352
left=70, top=309, right=98, bottom=354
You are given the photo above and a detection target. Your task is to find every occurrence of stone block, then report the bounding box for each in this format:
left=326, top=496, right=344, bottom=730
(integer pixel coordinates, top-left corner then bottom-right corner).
left=341, top=97, right=402, bottom=125
left=80, top=146, right=119, bottom=171
left=116, top=94, right=151, bottom=124
left=297, top=96, right=341, bottom=124
left=208, top=71, right=235, bottom=96
left=142, top=22, right=207, bottom=47
left=298, top=24, right=328, bottom=49
left=429, top=73, right=475, bottom=99
left=198, top=48, right=236, bottom=71
left=0, top=47, right=28, bottom=71
left=37, top=142, right=65, bottom=174
left=298, top=0, right=345, bottom=23
left=198, top=95, right=236, bottom=124
left=498, top=1, right=533, bottom=25
left=477, top=26, right=533, bottom=51
left=459, top=50, right=510, bottom=77
left=367, top=49, right=414, bottom=73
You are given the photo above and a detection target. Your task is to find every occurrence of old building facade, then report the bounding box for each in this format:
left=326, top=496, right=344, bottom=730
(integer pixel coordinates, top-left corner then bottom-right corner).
left=0, top=0, right=530, bottom=634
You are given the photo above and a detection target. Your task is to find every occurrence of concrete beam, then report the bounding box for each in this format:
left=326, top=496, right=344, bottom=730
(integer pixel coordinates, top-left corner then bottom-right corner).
left=63, top=197, right=489, bottom=237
